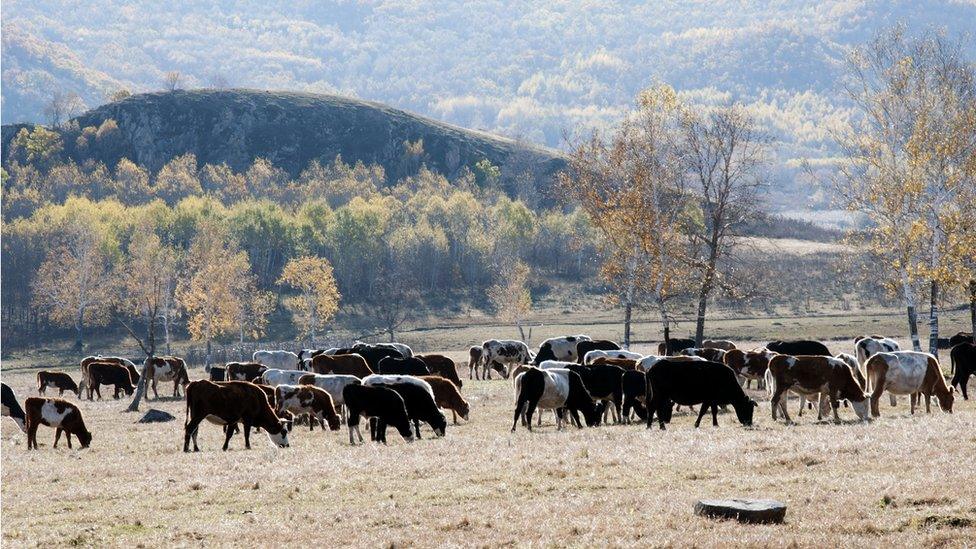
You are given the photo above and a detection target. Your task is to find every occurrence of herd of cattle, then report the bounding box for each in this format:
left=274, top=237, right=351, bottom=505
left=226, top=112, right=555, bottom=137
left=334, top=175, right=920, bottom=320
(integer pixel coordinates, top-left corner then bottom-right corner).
left=1, top=333, right=974, bottom=451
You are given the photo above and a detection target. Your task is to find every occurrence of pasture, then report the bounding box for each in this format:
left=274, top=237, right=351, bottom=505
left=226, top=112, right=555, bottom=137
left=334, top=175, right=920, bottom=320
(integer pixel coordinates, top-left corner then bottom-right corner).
left=2, top=316, right=975, bottom=547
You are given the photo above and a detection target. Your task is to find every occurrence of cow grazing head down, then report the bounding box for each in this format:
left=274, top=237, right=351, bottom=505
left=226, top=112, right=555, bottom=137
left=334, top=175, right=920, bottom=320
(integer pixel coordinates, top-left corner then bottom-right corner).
left=266, top=427, right=290, bottom=448
left=733, top=399, right=759, bottom=427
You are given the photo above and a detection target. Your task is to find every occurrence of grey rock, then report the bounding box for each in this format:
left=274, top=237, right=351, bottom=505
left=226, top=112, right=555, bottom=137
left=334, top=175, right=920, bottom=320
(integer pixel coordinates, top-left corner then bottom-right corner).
left=138, top=409, right=176, bottom=423
left=694, top=498, right=787, bottom=524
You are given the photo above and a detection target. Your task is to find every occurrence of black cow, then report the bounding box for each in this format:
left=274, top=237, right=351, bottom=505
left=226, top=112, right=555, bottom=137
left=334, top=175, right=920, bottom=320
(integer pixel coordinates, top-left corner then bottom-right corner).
left=767, top=340, right=831, bottom=356
left=575, top=340, right=621, bottom=363
left=87, top=362, right=136, bottom=399
left=949, top=332, right=974, bottom=348
left=621, top=370, right=648, bottom=423
left=342, top=384, right=414, bottom=444
left=375, top=382, right=447, bottom=439
left=645, top=359, right=757, bottom=430
left=950, top=342, right=976, bottom=400
left=341, top=344, right=404, bottom=371
left=565, top=363, right=625, bottom=423
left=1, top=382, right=27, bottom=432
left=377, top=356, right=431, bottom=376
left=657, top=338, right=696, bottom=356
left=209, top=366, right=226, bottom=382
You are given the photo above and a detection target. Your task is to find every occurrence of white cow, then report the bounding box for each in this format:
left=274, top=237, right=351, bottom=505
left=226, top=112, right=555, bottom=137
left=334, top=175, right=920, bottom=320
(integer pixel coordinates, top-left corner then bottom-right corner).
left=481, top=340, right=533, bottom=379
left=855, top=336, right=901, bottom=406
left=866, top=351, right=954, bottom=417
left=297, top=373, right=361, bottom=422
left=253, top=350, right=301, bottom=371
left=259, top=369, right=309, bottom=387
left=512, top=368, right=575, bottom=430
left=583, top=349, right=643, bottom=365
left=362, top=374, right=434, bottom=398
left=637, top=355, right=705, bottom=372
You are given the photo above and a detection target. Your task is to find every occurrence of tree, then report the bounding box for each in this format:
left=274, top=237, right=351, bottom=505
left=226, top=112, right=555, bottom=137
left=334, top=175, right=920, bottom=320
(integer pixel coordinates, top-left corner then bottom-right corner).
left=153, top=154, right=202, bottom=204
left=43, top=91, right=85, bottom=128
left=368, top=262, right=418, bottom=341
left=162, top=71, right=183, bottom=91
left=235, top=274, right=274, bottom=345
left=9, top=127, right=63, bottom=170
left=278, top=256, right=341, bottom=345
left=486, top=260, right=532, bottom=341
left=109, top=88, right=132, bottom=102
left=680, top=103, right=769, bottom=346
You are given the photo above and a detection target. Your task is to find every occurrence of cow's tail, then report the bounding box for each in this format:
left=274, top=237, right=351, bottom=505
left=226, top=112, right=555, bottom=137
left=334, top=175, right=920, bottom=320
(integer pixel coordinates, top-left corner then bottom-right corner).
left=36, top=372, right=43, bottom=392
left=950, top=349, right=956, bottom=377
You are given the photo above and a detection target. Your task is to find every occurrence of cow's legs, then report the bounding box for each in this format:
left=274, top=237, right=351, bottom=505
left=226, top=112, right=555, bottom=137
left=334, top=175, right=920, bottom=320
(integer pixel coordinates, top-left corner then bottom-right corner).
left=924, top=393, right=931, bottom=413
left=221, top=422, right=236, bottom=451
left=413, top=419, right=422, bottom=439
left=694, top=405, right=708, bottom=428
left=711, top=404, right=719, bottom=426
left=569, top=409, right=583, bottom=429
left=54, top=428, right=63, bottom=448
left=770, top=384, right=791, bottom=423
left=452, top=410, right=458, bottom=424
left=184, top=416, right=204, bottom=452
left=27, top=422, right=38, bottom=450
left=889, top=394, right=897, bottom=407
left=910, top=393, right=917, bottom=414
left=65, top=432, right=73, bottom=448
left=151, top=379, right=159, bottom=400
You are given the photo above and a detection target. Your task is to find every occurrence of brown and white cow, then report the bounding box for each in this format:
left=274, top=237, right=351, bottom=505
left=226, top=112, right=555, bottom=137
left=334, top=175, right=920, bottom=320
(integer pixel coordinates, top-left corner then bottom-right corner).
left=37, top=371, right=81, bottom=397
left=24, top=397, right=92, bottom=450
left=855, top=335, right=901, bottom=407
left=309, top=353, right=374, bottom=379
left=768, top=355, right=870, bottom=423
left=183, top=380, right=290, bottom=452
left=420, top=375, right=470, bottom=424
left=274, top=384, right=341, bottom=432
left=146, top=356, right=190, bottom=399
left=865, top=351, right=954, bottom=417
left=724, top=348, right=776, bottom=389
left=225, top=362, right=268, bottom=382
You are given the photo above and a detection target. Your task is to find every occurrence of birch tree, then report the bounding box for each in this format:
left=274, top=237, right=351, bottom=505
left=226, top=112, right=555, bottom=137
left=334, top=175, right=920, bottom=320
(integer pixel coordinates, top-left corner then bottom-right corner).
left=278, top=256, right=341, bottom=345
left=486, top=260, right=533, bottom=342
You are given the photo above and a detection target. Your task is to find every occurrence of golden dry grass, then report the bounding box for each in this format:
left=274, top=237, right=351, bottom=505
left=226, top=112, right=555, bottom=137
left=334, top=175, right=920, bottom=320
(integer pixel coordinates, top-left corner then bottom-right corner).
left=2, top=344, right=976, bottom=548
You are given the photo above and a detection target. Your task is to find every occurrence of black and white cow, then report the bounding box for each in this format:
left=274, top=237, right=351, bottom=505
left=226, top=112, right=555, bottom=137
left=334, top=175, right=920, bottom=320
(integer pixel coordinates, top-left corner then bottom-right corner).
left=511, top=367, right=603, bottom=431
left=532, top=335, right=591, bottom=365
left=481, top=340, right=533, bottom=379
left=2, top=382, right=27, bottom=432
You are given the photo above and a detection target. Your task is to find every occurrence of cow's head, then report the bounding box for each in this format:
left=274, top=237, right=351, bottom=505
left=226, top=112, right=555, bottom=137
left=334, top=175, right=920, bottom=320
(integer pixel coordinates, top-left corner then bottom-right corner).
left=266, top=427, right=290, bottom=448
left=457, top=400, right=471, bottom=421
left=431, top=412, right=448, bottom=437
left=491, top=361, right=510, bottom=379
left=326, top=413, right=341, bottom=431
left=849, top=394, right=871, bottom=421
left=77, top=430, right=93, bottom=448
left=735, top=399, right=758, bottom=426
left=939, top=387, right=954, bottom=413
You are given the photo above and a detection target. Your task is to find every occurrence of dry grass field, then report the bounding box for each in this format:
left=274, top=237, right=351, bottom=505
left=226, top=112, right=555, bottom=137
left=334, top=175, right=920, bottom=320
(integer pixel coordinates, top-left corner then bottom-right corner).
left=2, top=314, right=975, bottom=547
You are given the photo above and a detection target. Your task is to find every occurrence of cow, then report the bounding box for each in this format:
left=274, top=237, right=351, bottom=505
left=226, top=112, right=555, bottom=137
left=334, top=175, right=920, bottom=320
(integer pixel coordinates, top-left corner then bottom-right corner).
left=260, top=369, right=311, bottom=387
left=37, top=371, right=80, bottom=397
left=621, top=369, right=647, bottom=423
left=583, top=349, right=643, bottom=365
left=532, top=335, right=592, bottom=364
left=146, top=356, right=190, bottom=399
left=79, top=355, right=137, bottom=398
left=591, top=357, right=638, bottom=370
left=767, top=340, right=832, bottom=356
left=1, top=383, right=27, bottom=433
left=948, top=332, right=974, bottom=347
left=637, top=354, right=705, bottom=372
left=368, top=342, right=413, bottom=359
left=866, top=351, right=954, bottom=417
left=86, top=362, right=135, bottom=400
left=950, top=342, right=975, bottom=400
left=481, top=340, right=532, bottom=380
left=565, top=363, right=626, bottom=424
left=656, top=338, right=696, bottom=356
left=24, top=397, right=92, bottom=450
left=420, top=376, right=470, bottom=424
left=209, top=367, right=226, bottom=382
left=855, top=336, right=902, bottom=407
left=253, top=350, right=301, bottom=371
left=225, top=362, right=267, bottom=382
left=274, top=385, right=341, bottom=432
left=644, top=359, right=757, bottom=430
left=309, top=353, right=373, bottom=378
left=768, top=355, right=870, bottom=423
left=467, top=346, right=484, bottom=380
left=575, top=340, right=621, bottom=363
left=298, top=373, right=362, bottom=413
left=723, top=348, right=776, bottom=389
left=416, top=354, right=462, bottom=388
left=511, top=367, right=603, bottom=431
left=183, top=380, right=290, bottom=452
left=680, top=348, right=728, bottom=363
left=363, top=378, right=446, bottom=439
left=349, top=343, right=406, bottom=370
left=377, top=356, right=431, bottom=376
left=703, top=340, right=737, bottom=351
left=342, top=384, right=414, bottom=445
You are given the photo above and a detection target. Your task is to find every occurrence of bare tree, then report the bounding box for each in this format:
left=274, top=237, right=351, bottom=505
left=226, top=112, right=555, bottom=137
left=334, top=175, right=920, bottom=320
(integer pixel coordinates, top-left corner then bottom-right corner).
left=486, top=260, right=533, bottom=341
left=162, top=71, right=184, bottom=91
left=44, top=91, right=85, bottom=128
left=369, top=262, right=418, bottom=341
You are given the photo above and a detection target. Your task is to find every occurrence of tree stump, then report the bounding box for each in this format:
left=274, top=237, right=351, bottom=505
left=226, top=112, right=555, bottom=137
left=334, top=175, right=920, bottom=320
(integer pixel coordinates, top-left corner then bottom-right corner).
left=694, top=498, right=787, bottom=524
left=138, top=409, right=176, bottom=423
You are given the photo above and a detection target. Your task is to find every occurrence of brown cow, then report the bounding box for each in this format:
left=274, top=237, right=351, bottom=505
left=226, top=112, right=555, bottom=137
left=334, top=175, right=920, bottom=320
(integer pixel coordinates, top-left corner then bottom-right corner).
left=225, top=362, right=267, bottom=382
left=183, top=380, right=290, bottom=451
left=309, top=354, right=373, bottom=378
left=417, top=354, right=463, bottom=388
left=724, top=348, right=776, bottom=389
left=146, top=356, right=190, bottom=399
left=37, top=371, right=80, bottom=397
left=768, top=355, right=870, bottom=423
left=591, top=357, right=638, bottom=370
left=275, top=385, right=341, bottom=432
left=420, top=375, right=470, bottom=424
left=24, top=397, right=92, bottom=450
left=80, top=356, right=137, bottom=398
left=703, top=339, right=737, bottom=351
left=86, top=362, right=135, bottom=400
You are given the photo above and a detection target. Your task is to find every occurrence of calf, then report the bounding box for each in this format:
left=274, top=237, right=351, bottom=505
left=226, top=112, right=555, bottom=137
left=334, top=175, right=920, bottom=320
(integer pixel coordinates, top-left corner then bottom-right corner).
left=183, top=380, right=290, bottom=451
left=575, top=340, right=621, bottom=363
left=86, top=362, right=135, bottom=400
left=310, top=353, right=373, bottom=378
left=37, top=371, right=80, bottom=397
left=481, top=339, right=532, bottom=379
left=225, top=362, right=267, bottom=382
left=583, top=349, right=643, bottom=365
left=950, top=342, right=975, bottom=400
left=420, top=375, right=470, bottom=424
left=467, top=346, right=484, bottom=380
left=511, top=367, right=603, bottom=431
left=146, top=356, right=190, bottom=399
left=656, top=338, right=696, bottom=356
left=591, top=357, right=638, bottom=370
left=252, top=350, right=300, bottom=370
left=1, top=382, right=27, bottom=432
left=767, top=340, right=831, bottom=356
left=703, top=339, right=737, bottom=351
left=768, top=355, right=869, bottom=423
left=644, top=359, right=757, bottom=430
left=866, top=351, right=954, bottom=416
left=533, top=335, right=592, bottom=364
left=377, top=356, right=431, bottom=376
left=275, top=384, right=341, bottom=432
left=680, top=348, right=727, bottom=363
left=24, top=397, right=92, bottom=450
left=417, top=354, right=462, bottom=388
left=621, top=370, right=647, bottom=423
left=342, top=384, right=414, bottom=444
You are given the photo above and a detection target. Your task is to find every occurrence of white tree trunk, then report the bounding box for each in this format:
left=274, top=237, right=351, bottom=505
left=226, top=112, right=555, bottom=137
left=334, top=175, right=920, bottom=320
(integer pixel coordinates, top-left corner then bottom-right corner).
left=901, top=269, right=922, bottom=352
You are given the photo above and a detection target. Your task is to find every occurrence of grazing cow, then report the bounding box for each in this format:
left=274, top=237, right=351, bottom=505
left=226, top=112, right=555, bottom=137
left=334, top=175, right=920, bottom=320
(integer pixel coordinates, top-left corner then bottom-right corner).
left=183, top=380, right=290, bottom=452
left=86, top=362, right=135, bottom=400
left=950, top=342, right=975, bottom=400
left=680, top=348, right=728, bottom=363
left=703, top=340, right=737, bottom=351
left=855, top=336, right=902, bottom=407
left=420, top=376, right=470, bottom=424
left=377, top=356, right=431, bottom=376
left=79, top=356, right=137, bottom=398
left=583, top=349, right=643, bottom=365
left=866, top=351, right=954, bottom=416
left=621, top=369, right=647, bottom=423
left=260, top=369, right=311, bottom=387
left=481, top=340, right=532, bottom=379
left=532, top=335, right=592, bottom=364
left=948, top=331, right=974, bottom=347
left=298, top=373, right=361, bottom=411
left=364, top=380, right=446, bottom=439
left=511, top=367, right=603, bottom=431
left=309, top=353, right=373, bottom=378
left=644, top=359, right=757, bottom=430
left=342, top=384, right=414, bottom=444
left=37, top=371, right=80, bottom=397
left=565, top=363, right=626, bottom=424
left=575, top=340, right=621, bottom=363
left=209, top=367, right=226, bottom=382
left=656, top=338, right=696, bottom=356
left=253, top=350, right=301, bottom=371
left=24, top=397, right=92, bottom=450
left=368, top=342, right=413, bottom=359
left=1, top=383, right=27, bottom=432
left=348, top=343, right=406, bottom=370
left=467, top=346, right=484, bottom=380
left=637, top=354, right=705, bottom=372
left=225, top=362, right=267, bottom=382
left=591, top=357, right=638, bottom=370
left=416, top=354, right=462, bottom=388
left=768, top=355, right=870, bottom=423
left=767, top=340, right=832, bottom=356
left=146, top=356, right=190, bottom=399
left=274, top=385, right=341, bottom=432
left=723, top=349, right=776, bottom=388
